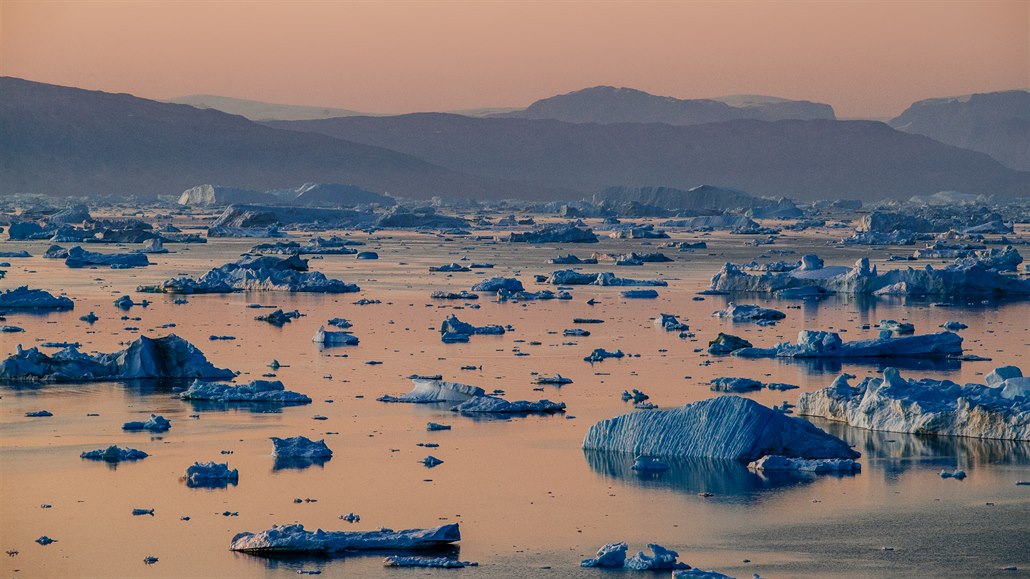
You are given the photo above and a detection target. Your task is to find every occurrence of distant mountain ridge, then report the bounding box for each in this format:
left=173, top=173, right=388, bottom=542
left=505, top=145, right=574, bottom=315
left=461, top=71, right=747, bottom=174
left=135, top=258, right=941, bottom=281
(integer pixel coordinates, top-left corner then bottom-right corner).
left=268, top=113, right=1028, bottom=201
left=167, top=94, right=370, bottom=121
left=495, top=86, right=836, bottom=124
left=0, top=77, right=529, bottom=199
left=889, top=90, right=1030, bottom=171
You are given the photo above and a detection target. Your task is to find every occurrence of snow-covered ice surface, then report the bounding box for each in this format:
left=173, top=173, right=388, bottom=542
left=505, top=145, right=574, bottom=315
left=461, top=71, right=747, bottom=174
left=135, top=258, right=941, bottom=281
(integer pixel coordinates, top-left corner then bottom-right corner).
left=732, top=330, right=963, bottom=359
left=797, top=368, right=1030, bottom=440
left=179, top=379, right=311, bottom=404
left=229, top=523, right=461, bottom=553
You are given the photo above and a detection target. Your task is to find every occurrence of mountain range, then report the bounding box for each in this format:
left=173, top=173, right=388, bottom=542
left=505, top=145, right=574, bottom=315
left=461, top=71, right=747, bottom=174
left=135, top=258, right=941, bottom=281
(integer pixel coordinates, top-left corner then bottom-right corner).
left=2, top=77, right=1027, bottom=201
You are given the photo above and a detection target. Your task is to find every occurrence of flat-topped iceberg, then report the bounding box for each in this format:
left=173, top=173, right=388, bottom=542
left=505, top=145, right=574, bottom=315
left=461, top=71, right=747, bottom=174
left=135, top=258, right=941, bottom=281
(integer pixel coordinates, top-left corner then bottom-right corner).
left=732, top=330, right=962, bottom=359
left=714, top=303, right=785, bottom=323
left=144, top=255, right=359, bottom=294
left=378, top=379, right=485, bottom=403
left=451, top=395, right=565, bottom=414
left=185, top=461, right=239, bottom=487
left=508, top=223, right=598, bottom=243
left=64, top=246, right=149, bottom=269
left=180, top=379, right=311, bottom=404
left=471, top=277, right=524, bottom=292
left=0, top=286, right=73, bottom=310
left=709, top=254, right=1030, bottom=296
left=383, top=556, right=477, bottom=568
left=230, top=523, right=461, bottom=553
left=312, top=326, right=359, bottom=346
left=582, top=396, right=859, bottom=461
left=797, top=368, right=1030, bottom=440
left=547, top=270, right=667, bottom=286
left=0, top=335, right=234, bottom=382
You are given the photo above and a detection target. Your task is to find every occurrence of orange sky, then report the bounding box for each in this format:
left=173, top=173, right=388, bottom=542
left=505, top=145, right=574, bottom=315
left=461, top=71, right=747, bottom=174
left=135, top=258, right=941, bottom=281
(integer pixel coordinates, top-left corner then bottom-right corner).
left=2, top=0, right=1027, bottom=118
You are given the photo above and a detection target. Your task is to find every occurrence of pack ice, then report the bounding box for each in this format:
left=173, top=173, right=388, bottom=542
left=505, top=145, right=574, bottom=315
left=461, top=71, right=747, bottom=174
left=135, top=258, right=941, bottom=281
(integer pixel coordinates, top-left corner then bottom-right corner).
left=229, top=523, right=461, bottom=553
left=0, top=335, right=234, bottom=382
left=797, top=367, right=1030, bottom=440
left=582, top=396, right=859, bottom=462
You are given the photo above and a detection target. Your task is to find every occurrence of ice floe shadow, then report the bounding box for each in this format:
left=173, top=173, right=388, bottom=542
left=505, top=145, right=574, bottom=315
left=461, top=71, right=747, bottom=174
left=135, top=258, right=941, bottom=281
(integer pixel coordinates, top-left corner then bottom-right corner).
left=770, top=356, right=961, bottom=375
left=583, top=450, right=856, bottom=501
left=232, top=545, right=463, bottom=569
left=272, top=456, right=331, bottom=472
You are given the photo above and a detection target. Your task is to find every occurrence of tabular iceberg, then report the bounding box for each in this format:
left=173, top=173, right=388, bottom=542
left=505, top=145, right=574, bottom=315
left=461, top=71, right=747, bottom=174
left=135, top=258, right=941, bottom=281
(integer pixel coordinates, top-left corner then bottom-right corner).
left=0, top=286, right=73, bottom=310
left=142, top=255, right=359, bottom=294
left=230, top=523, right=461, bottom=553
left=582, top=396, right=859, bottom=461
left=731, top=330, right=962, bottom=359
left=797, top=368, right=1030, bottom=440
left=180, top=380, right=311, bottom=404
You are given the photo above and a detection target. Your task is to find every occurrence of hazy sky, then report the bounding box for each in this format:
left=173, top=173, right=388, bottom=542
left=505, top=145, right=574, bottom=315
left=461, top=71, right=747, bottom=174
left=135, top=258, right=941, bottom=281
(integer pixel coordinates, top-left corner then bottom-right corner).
left=2, top=0, right=1027, bottom=118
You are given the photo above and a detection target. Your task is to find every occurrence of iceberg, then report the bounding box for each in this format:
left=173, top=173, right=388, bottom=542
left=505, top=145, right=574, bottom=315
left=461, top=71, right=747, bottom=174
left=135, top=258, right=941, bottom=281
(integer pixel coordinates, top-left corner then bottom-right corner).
left=713, top=303, right=785, bottom=323
left=549, top=254, right=597, bottom=265
left=582, top=396, right=860, bottom=461
left=185, top=461, right=239, bottom=487
left=581, top=542, right=628, bottom=568
left=508, top=223, right=598, bottom=243
left=655, top=314, right=689, bottom=331
left=272, top=436, right=333, bottom=459
left=180, top=379, right=311, bottom=405
left=430, top=290, right=479, bottom=300
left=378, top=379, right=485, bottom=403
left=673, top=569, right=735, bottom=579
left=709, top=254, right=1030, bottom=297
left=0, top=335, right=234, bottom=382
left=797, top=368, right=1030, bottom=440
left=547, top=270, right=667, bottom=286
left=710, top=377, right=764, bottom=393
left=255, top=309, right=302, bottom=326
left=707, top=333, right=752, bottom=355
left=123, top=414, right=171, bottom=432
left=584, top=348, right=624, bottom=363
left=497, top=289, right=571, bottom=301
left=229, top=523, right=461, bottom=553
left=625, top=544, right=690, bottom=570
left=64, top=246, right=149, bottom=269
left=450, top=395, right=566, bottom=414
left=0, top=286, right=73, bottom=310
left=622, top=289, right=659, bottom=298
left=748, top=455, right=861, bottom=472
left=470, top=277, right=524, bottom=292
left=312, top=326, right=359, bottom=346
left=144, top=255, right=359, bottom=294
left=81, top=445, right=148, bottom=462
left=429, top=263, right=470, bottom=272
left=732, top=330, right=962, bottom=359
left=383, top=556, right=476, bottom=568
left=438, top=314, right=505, bottom=341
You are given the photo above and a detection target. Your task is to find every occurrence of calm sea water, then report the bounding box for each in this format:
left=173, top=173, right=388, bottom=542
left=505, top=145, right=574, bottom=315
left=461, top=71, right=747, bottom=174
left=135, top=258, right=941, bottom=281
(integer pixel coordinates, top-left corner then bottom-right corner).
left=2, top=225, right=1028, bottom=578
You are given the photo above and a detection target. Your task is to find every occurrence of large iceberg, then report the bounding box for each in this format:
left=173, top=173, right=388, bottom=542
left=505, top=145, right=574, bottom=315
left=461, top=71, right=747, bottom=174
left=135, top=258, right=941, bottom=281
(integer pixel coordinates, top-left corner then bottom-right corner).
left=271, top=436, right=333, bottom=459
left=0, top=335, right=234, bottom=382
left=185, top=461, right=239, bottom=487
left=64, top=246, right=150, bottom=269
left=709, top=255, right=1030, bottom=297
left=143, top=255, right=359, bottom=294
left=508, top=223, right=598, bottom=243
left=180, top=379, right=311, bottom=404
left=312, top=326, right=359, bottom=346
left=81, top=445, right=149, bottom=462
left=230, top=523, right=461, bottom=553
left=797, top=368, right=1030, bottom=440
left=378, top=379, right=485, bottom=403
left=713, top=302, right=785, bottom=323
left=547, top=270, right=667, bottom=287
left=582, top=396, right=859, bottom=461
left=732, top=330, right=962, bottom=359
left=0, top=286, right=73, bottom=310
left=451, top=395, right=566, bottom=414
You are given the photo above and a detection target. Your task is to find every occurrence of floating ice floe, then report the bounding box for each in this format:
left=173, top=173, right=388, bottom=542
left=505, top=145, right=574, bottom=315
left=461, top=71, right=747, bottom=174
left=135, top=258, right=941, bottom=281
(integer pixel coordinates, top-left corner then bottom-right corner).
left=471, top=277, right=524, bottom=293
left=427, top=422, right=451, bottom=431
left=0, top=286, right=73, bottom=310
left=581, top=542, right=690, bottom=570
left=81, top=445, right=149, bottom=462
left=713, top=303, right=785, bottom=323
left=497, top=289, right=571, bottom=301
left=797, top=367, right=1030, bottom=440
left=672, top=569, right=736, bottom=578
left=583, top=396, right=859, bottom=461
left=429, top=263, right=470, bottom=272
left=709, top=377, right=764, bottom=393
left=123, top=414, right=171, bottom=432
left=378, top=379, right=485, bottom=403
left=547, top=270, right=667, bottom=287
left=748, top=455, right=861, bottom=473
left=384, top=556, right=477, bottom=568
left=422, top=455, right=443, bottom=467
left=141, top=255, right=360, bottom=294
left=550, top=254, right=597, bottom=265
left=180, top=380, right=311, bottom=405
left=581, top=542, right=628, bottom=568
left=584, top=348, right=624, bottom=363
left=707, top=333, right=752, bottom=355
left=0, top=335, right=234, bottom=382
left=271, top=436, right=333, bottom=459
left=439, top=314, right=505, bottom=342
left=255, top=309, right=302, bottom=326
left=879, top=320, right=915, bottom=335
left=536, top=375, right=573, bottom=385
left=185, top=461, right=239, bottom=487
left=631, top=456, right=670, bottom=471
left=430, top=290, right=479, bottom=300
left=312, top=326, right=359, bottom=346
left=655, top=313, right=689, bottom=331
left=451, top=395, right=565, bottom=414
left=709, top=254, right=1030, bottom=297
left=229, top=523, right=461, bottom=553
left=25, top=410, right=52, bottom=417
left=731, top=330, right=962, bottom=359
left=622, top=289, right=658, bottom=298
left=64, top=245, right=150, bottom=269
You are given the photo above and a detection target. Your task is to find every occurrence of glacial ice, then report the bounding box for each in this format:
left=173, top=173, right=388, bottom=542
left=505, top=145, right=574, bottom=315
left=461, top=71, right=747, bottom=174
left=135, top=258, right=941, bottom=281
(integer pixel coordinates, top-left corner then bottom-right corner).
left=378, top=379, right=485, bottom=403
left=710, top=377, right=764, bottom=393
left=732, top=330, right=963, bottom=359
left=383, top=556, right=477, bottom=568
left=547, top=270, right=667, bottom=286
left=584, top=348, right=625, bottom=362
left=272, top=436, right=333, bottom=459
left=229, top=523, right=461, bottom=553
left=64, top=245, right=150, bottom=269
left=144, top=255, right=360, bottom=294
left=451, top=395, right=566, bottom=414
left=508, top=223, right=598, bottom=243
left=707, top=333, right=752, bottom=355
left=710, top=254, right=1030, bottom=297
left=471, top=277, right=524, bottom=292
left=312, top=326, right=360, bottom=346
left=180, top=379, right=311, bottom=405
left=123, top=414, right=171, bottom=432
left=581, top=542, right=628, bottom=568
left=748, top=455, right=861, bottom=472
left=0, top=286, right=73, bottom=310
left=625, top=544, right=690, bottom=570
left=656, top=313, right=689, bottom=331
left=622, top=289, right=659, bottom=298
left=439, top=314, right=505, bottom=341
left=714, top=303, right=786, bottom=323
left=185, top=461, right=239, bottom=487
left=81, top=445, right=149, bottom=462
left=0, top=335, right=234, bottom=382
left=582, top=396, right=860, bottom=461
left=797, top=368, right=1030, bottom=440
left=672, top=569, right=735, bottom=579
